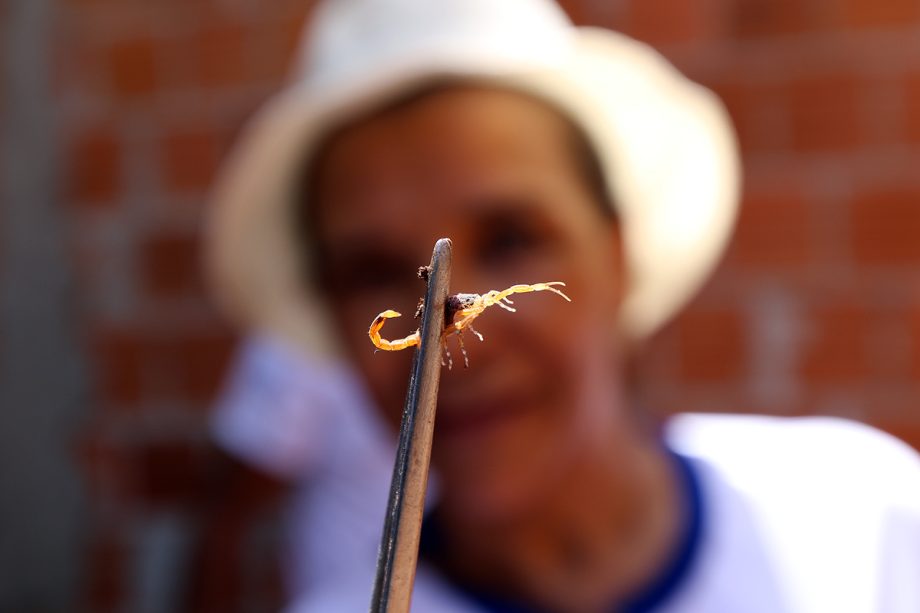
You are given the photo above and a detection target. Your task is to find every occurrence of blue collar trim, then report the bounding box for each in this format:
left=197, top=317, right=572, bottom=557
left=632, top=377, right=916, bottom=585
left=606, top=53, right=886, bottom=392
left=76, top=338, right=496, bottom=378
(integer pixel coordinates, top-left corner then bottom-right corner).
left=619, top=450, right=704, bottom=612
left=420, top=449, right=705, bottom=613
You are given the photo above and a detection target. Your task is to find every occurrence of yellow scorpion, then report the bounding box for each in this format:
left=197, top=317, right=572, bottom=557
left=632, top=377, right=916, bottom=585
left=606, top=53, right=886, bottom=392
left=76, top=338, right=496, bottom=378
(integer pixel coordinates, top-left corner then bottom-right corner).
left=368, top=282, right=571, bottom=367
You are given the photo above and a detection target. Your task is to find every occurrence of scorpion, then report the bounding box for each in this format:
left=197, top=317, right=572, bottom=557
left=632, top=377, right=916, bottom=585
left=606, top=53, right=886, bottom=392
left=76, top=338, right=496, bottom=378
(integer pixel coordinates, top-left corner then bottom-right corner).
left=368, top=282, right=571, bottom=368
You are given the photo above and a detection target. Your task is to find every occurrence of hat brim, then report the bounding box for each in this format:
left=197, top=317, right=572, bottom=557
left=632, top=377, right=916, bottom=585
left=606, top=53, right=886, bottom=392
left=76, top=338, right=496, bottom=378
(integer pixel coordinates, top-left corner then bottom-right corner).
left=205, top=28, right=740, bottom=357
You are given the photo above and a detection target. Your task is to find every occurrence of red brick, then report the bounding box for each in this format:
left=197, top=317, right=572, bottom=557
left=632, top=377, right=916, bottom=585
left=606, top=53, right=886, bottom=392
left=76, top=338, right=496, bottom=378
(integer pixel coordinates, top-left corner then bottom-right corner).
left=107, top=36, right=158, bottom=99
left=131, top=441, right=208, bottom=507
left=787, top=74, right=864, bottom=152
left=905, top=74, right=920, bottom=144
left=251, top=15, right=311, bottom=83
left=53, top=30, right=97, bottom=93
left=677, top=308, right=747, bottom=382
left=186, top=531, right=246, bottom=613
left=78, top=435, right=117, bottom=500
left=624, top=0, right=721, bottom=45
left=64, top=0, right=114, bottom=7
left=195, top=22, right=247, bottom=89
left=82, top=434, right=212, bottom=508
left=706, top=78, right=749, bottom=144
left=139, top=230, right=202, bottom=299
left=910, top=306, right=920, bottom=380
left=183, top=460, right=287, bottom=611
left=249, top=34, right=290, bottom=84
left=731, top=0, right=834, bottom=38
left=86, top=534, right=126, bottom=610
left=93, top=324, right=236, bottom=407
left=252, top=560, right=286, bottom=613
left=91, top=325, right=221, bottom=409
left=92, top=327, right=144, bottom=407
left=557, top=0, right=620, bottom=28
left=707, top=76, right=787, bottom=153
left=68, top=124, right=121, bottom=205
left=800, top=304, right=870, bottom=383
left=850, top=188, right=920, bottom=265
left=159, top=126, right=220, bottom=192
left=172, top=329, right=237, bottom=405
left=730, top=187, right=812, bottom=270
left=280, top=13, right=311, bottom=67
left=838, top=0, right=920, bottom=28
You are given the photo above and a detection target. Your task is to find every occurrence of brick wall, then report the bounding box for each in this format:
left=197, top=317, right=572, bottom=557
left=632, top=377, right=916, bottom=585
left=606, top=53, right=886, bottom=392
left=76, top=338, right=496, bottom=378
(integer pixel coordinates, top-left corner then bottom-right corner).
left=612, top=0, right=920, bottom=447
left=58, top=1, right=312, bottom=610
left=55, top=0, right=920, bottom=610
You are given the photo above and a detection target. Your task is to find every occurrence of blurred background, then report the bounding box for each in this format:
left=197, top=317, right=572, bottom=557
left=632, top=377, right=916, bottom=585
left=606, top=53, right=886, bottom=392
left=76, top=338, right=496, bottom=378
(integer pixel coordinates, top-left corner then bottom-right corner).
left=2, top=0, right=919, bottom=611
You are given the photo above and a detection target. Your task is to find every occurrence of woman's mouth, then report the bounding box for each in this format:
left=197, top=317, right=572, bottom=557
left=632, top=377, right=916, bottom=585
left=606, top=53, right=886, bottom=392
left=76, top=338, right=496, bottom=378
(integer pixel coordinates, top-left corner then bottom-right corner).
left=435, top=392, right=535, bottom=440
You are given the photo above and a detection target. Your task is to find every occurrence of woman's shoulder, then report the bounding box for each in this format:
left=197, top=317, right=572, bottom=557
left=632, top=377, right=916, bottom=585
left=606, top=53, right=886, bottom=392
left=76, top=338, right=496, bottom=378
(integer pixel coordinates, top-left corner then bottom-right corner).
left=668, top=413, right=919, bottom=489
left=666, top=412, right=920, bottom=511
left=663, top=413, right=920, bottom=611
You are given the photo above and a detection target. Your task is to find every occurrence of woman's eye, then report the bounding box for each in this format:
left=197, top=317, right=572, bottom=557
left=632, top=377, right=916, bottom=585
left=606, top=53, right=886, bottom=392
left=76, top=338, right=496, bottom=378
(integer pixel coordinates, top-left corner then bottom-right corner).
left=476, top=217, right=546, bottom=267
left=319, top=251, right=416, bottom=296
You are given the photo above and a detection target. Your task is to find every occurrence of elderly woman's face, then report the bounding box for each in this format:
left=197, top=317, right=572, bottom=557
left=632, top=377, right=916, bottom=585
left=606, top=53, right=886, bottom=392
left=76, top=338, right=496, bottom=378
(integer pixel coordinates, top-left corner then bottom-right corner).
left=310, top=87, right=628, bottom=521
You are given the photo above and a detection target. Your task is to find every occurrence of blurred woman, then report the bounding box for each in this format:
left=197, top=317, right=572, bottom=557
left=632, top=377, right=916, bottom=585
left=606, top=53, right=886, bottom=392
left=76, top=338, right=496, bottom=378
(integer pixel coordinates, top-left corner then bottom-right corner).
left=206, top=1, right=920, bottom=611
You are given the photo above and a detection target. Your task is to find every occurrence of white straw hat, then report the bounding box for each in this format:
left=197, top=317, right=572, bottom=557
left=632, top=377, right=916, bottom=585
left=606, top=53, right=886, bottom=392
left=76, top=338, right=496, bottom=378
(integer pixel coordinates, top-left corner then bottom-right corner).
left=206, top=0, right=740, bottom=357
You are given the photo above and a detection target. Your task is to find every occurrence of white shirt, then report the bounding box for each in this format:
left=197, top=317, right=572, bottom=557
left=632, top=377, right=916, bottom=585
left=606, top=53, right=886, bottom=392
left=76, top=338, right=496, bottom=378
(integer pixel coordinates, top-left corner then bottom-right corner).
left=664, top=414, right=920, bottom=613
left=292, top=415, right=920, bottom=612
left=211, top=335, right=395, bottom=594
left=212, top=340, right=920, bottom=612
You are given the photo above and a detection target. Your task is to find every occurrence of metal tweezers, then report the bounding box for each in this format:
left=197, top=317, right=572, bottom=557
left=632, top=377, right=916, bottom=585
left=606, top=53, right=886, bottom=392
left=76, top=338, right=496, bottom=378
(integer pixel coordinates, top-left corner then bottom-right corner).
left=369, top=238, right=452, bottom=613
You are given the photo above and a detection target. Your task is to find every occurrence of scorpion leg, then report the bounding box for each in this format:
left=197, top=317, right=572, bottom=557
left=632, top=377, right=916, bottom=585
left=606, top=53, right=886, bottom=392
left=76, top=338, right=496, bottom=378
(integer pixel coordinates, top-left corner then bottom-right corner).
left=468, top=324, right=484, bottom=342
left=442, top=343, right=453, bottom=370
left=457, top=331, right=470, bottom=369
